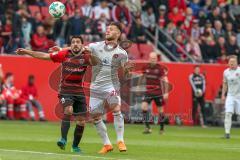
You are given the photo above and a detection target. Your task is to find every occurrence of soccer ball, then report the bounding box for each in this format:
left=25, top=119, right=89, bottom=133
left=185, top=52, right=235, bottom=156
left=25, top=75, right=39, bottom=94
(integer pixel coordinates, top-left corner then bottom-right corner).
left=195, top=89, right=203, bottom=97
left=49, top=1, right=65, bottom=18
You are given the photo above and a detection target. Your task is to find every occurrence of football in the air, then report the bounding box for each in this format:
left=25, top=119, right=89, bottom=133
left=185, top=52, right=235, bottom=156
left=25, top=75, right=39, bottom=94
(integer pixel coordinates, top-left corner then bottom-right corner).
left=196, top=89, right=203, bottom=97
left=49, top=1, right=65, bottom=18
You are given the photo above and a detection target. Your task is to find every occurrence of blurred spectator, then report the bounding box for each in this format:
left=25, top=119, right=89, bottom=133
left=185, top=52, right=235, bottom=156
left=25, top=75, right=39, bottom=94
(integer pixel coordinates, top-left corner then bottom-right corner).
left=212, top=20, right=225, bottom=40
left=93, top=0, right=110, bottom=20
left=157, top=5, right=169, bottom=29
left=173, top=22, right=187, bottom=43
left=202, top=0, right=216, bottom=14
left=215, top=36, right=227, bottom=57
left=2, top=72, right=27, bottom=120
left=226, top=35, right=240, bottom=56
left=34, top=0, right=46, bottom=7
left=191, top=19, right=201, bottom=41
left=225, top=22, right=236, bottom=40
left=1, top=8, right=24, bottom=53
left=129, top=17, right=146, bottom=43
left=96, top=13, right=108, bottom=38
left=172, top=34, right=187, bottom=61
left=112, top=0, right=132, bottom=27
left=21, top=16, right=32, bottom=49
left=162, top=21, right=176, bottom=50
left=67, top=9, right=86, bottom=36
left=186, top=38, right=202, bottom=62
left=65, top=0, right=76, bottom=17
left=30, top=11, right=43, bottom=33
left=184, top=8, right=195, bottom=35
left=168, top=0, right=186, bottom=11
left=81, top=0, right=94, bottom=19
left=220, top=12, right=234, bottom=30
left=22, top=75, right=46, bottom=121
left=200, top=31, right=218, bottom=62
left=208, top=7, right=221, bottom=25
left=125, top=0, right=142, bottom=13
left=30, top=25, right=53, bottom=51
left=168, top=7, right=185, bottom=25
left=141, top=6, right=155, bottom=34
left=217, top=54, right=228, bottom=64
left=229, top=0, right=240, bottom=21
left=198, top=9, right=207, bottom=27
left=189, top=0, right=201, bottom=16
left=53, top=14, right=70, bottom=47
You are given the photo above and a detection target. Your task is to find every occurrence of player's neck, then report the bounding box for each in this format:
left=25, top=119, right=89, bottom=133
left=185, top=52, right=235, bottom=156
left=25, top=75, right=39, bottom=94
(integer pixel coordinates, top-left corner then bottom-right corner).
left=105, top=39, right=118, bottom=46
left=230, top=66, right=238, bottom=70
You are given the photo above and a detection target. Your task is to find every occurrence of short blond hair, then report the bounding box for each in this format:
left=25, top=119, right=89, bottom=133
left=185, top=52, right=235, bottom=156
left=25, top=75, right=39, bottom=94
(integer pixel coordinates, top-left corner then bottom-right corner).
left=228, top=55, right=238, bottom=61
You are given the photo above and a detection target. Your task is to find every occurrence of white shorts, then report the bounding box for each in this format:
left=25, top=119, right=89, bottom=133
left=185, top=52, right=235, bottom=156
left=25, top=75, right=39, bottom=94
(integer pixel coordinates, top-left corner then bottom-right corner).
left=89, top=87, right=121, bottom=114
left=225, top=96, right=240, bottom=115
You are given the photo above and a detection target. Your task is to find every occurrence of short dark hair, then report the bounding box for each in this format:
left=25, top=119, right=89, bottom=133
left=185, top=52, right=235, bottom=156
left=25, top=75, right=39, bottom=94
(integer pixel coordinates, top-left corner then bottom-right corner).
left=194, top=65, right=200, bottom=68
left=108, top=22, right=122, bottom=33
left=70, top=35, right=84, bottom=44
left=5, top=72, right=13, bottom=79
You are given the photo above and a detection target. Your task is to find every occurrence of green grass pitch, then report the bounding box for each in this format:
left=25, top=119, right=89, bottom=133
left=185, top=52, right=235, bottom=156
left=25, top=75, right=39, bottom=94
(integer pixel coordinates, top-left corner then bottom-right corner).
left=0, top=121, right=239, bottom=160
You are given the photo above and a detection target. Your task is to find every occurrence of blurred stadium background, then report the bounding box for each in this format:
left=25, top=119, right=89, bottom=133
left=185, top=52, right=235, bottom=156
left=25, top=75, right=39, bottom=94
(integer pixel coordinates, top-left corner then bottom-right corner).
left=0, top=0, right=240, bottom=160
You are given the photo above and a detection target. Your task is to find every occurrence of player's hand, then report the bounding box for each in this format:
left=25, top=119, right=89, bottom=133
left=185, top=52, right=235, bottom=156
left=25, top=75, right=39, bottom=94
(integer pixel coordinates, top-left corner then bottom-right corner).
left=163, top=94, right=169, bottom=100
left=16, top=48, right=28, bottom=55
left=82, top=46, right=92, bottom=53
left=48, top=46, right=62, bottom=53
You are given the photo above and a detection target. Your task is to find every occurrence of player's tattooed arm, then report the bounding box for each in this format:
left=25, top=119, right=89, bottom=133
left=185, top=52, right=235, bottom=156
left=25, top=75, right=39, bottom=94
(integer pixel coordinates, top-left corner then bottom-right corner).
left=16, top=48, right=51, bottom=60
left=48, top=46, right=70, bottom=53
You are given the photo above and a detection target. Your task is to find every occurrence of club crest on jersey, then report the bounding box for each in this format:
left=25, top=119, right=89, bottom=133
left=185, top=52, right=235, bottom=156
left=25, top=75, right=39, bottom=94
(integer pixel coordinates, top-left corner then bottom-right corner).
left=236, top=73, right=239, bottom=77
left=102, top=57, right=110, bottom=64
left=113, top=54, right=119, bottom=59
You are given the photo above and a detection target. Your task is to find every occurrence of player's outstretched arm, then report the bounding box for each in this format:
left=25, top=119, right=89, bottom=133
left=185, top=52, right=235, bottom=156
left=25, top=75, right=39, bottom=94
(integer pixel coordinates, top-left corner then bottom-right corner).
left=16, top=48, right=51, bottom=60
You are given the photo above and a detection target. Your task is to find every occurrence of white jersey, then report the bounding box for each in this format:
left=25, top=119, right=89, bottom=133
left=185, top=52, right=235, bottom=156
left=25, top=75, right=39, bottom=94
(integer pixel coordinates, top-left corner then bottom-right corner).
left=88, top=41, right=128, bottom=91
left=223, top=67, right=240, bottom=97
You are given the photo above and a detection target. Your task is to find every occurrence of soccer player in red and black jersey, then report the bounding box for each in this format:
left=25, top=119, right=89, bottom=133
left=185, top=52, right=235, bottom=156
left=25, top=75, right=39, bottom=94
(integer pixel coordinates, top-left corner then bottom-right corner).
left=137, top=52, right=169, bottom=134
left=16, top=36, right=97, bottom=153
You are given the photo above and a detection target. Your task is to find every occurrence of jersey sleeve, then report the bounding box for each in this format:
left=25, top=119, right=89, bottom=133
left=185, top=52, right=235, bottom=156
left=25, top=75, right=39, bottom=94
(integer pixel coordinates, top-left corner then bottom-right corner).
left=50, top=50, right=67, bottom=63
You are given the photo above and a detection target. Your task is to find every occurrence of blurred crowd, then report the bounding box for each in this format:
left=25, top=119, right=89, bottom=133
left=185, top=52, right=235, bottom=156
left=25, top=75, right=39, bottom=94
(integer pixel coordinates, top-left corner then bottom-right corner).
left=0, top=0, right=240, bottom=63
left=0, top=64, right=46, bottom=121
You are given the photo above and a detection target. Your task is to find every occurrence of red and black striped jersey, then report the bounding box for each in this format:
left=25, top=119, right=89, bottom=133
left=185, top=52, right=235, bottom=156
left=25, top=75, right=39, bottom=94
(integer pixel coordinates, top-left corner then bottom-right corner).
left=50, top=49, right=90, bottom=96
left=142, top=63, right=168, bottom=95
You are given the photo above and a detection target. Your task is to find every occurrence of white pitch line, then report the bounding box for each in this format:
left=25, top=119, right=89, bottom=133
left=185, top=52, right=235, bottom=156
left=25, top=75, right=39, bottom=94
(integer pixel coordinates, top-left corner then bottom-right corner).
left=0, top=149, right=134, bottom=160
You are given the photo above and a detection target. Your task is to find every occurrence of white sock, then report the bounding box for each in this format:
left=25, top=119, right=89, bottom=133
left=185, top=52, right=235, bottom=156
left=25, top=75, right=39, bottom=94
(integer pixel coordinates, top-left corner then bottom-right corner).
left=94, top=119, right=111, bottom=145
left=29, top=111, right=35, bottom=118
left=224, top=112, right=232, bottom=134
left=113, top=111, right=124, bottom=142
left=39, top=111, right=45, bottom=118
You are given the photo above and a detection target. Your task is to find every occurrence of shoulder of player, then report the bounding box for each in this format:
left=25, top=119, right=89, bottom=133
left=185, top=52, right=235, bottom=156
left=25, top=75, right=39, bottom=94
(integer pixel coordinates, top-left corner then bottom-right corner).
left=117, top=46, right=128, bottom=56
left=89, top=41, right=104, bottom=47
left=224, top=68, right=230, bottom=74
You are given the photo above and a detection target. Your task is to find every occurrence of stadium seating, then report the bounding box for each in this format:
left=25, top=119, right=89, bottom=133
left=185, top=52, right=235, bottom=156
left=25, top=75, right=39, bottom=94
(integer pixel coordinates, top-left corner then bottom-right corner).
left=28, top=5, right=40, bottom=17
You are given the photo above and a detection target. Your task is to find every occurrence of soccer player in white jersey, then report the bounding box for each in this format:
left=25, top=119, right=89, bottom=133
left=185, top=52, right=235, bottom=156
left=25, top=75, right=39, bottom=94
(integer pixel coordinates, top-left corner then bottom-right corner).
left=221, top=55, right=240, bottom=139
left=88, top=22, right=129, bottom=154
left=49, top=22, right=129, bottom=154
